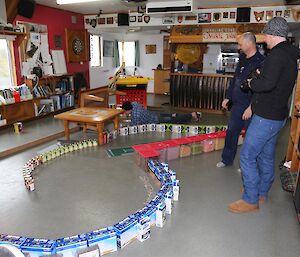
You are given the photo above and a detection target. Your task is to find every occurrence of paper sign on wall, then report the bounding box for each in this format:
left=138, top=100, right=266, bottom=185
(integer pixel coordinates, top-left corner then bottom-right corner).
left=51, top=50, right=67, bottom=75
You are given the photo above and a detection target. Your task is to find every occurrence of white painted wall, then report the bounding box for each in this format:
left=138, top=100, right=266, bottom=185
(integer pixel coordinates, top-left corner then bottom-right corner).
left=88, top=30, right=165, bottom=93
left=0, top=0, right=7, bottom=23
left=89, top=32, right=118, bottom=89
left=123, top=31, right=164, bottom=93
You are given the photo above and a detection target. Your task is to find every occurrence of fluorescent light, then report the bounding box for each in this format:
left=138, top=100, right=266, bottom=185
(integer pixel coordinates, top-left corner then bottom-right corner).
left=56, top=0, right=100, bottom=5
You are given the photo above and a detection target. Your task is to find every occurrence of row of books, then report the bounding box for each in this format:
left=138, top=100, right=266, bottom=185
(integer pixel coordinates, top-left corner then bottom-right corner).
left=32, top=85, right=52, bottom=98
left=0, top=89, right=15, bottom=104
left=33, top=79, right=72, bottom=98
left=0, top=85, right=33, bottom=105
left=36, top=93, right=74, bottom=116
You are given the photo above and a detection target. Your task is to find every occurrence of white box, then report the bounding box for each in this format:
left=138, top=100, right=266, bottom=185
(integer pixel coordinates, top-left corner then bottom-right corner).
left=86, top=227, right=117, bottom=256
left=156, top=124, right=166, bottom=132
left=206, top=126, right=216, bottom=134
left=119, top=127, right=129, bottom=136
left=21, top=238, right=56, bottom=257
left=137, top=124, right=146, bottom=133
left=114, top=216, right=137, bottom=249
left=55, top=235, right=87, bottom=257
left=172, top=125, right=182, bottom=133
left=129, top=126, right=138, bottom=134
left=137, top=216, right=150, bottom=242
left=156, top=202, right=166, bottom=228
left=146, top=124, right=156, bottom=132
left=0, top=235, right=27, bottom=249
left=145, top=204, right=156, bottom=226
left=187, top=125, right=198, bottom=135
left=173, top=180, right=180, bottom=201
left=165, top=191, right=174, bottom=215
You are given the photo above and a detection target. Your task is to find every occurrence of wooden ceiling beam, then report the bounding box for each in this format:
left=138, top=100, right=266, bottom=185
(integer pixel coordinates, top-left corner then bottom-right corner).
left=5, top=0, right=20, bottom=24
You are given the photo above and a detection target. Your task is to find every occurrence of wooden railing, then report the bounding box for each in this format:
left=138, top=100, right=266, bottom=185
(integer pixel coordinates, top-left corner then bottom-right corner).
left=170, top=73, right=233, bottom=112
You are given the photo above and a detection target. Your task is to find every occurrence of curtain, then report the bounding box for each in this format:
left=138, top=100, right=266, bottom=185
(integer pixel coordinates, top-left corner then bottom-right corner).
left=135, top=40, right=140, bottom=67
left=114, top=40, right=120, bottom=67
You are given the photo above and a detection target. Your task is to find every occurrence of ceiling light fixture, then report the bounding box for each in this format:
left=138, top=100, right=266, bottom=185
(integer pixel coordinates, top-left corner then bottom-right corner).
left=56, top=0, right=100, bottom=5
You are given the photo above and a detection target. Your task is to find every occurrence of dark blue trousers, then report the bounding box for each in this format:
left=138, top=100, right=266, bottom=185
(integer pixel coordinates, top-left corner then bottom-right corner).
left=221, top=105, right=250, bottom=166
left=157, top=113, right=192, bottom=124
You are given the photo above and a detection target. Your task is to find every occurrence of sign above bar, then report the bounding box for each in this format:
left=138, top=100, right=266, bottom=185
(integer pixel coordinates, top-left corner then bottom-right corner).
left=202, top=28, right=237, bottom=42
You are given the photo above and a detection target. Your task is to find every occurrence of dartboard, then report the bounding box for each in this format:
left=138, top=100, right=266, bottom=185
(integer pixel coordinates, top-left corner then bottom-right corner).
left=72, top=37, right=83, bottom=55
left=65, top=29, right=88, bottom=63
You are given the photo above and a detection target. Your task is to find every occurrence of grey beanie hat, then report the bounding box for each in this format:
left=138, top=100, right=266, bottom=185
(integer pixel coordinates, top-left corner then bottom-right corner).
left=262, top=17, right=289, bottom=38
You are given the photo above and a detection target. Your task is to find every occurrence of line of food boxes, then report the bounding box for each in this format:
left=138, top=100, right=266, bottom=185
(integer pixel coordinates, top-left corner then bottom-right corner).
left=119, top=123, right=228, bottom=136
left=1, top=161, right=178, bottom=256
left=133, top=130, right=245, bottom=171
left=21, top=139, right=100, bottom=191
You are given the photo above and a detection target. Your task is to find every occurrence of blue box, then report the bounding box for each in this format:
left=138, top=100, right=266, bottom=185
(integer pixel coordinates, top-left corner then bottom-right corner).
left=55, top=235, right=87, bottom=257
left=113, top=216, right=137, bottom=249
left=145, top=204, right=156, bottom=226
left=169, top=170, right=177, bottom=182
left=20, top=238, right=56, bottom=257
left=0, top=234, right=27, bottom=249
left=86, top=227, right=117, bottom=256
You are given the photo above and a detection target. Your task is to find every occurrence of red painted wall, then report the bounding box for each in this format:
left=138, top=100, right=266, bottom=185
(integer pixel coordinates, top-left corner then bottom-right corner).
left=13, top=4, right=89, bottom=87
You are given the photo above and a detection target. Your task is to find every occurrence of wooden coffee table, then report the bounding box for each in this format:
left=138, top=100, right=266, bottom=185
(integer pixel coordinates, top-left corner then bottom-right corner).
left=55, top=107, right=124, bottom=145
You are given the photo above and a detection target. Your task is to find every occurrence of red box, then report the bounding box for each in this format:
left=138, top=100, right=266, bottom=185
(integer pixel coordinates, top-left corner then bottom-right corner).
left=116, top=89, right=147, bottom=108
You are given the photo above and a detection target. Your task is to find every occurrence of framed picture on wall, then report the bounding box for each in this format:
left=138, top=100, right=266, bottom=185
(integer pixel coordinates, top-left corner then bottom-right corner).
left=145, top=44, right=156, bottom=54
left=103, top=40, right=114, bottom=57
left=130, top=16, right=136, bottom=22
left=98, top=18, right=106, bottom=24
left=198, top=13, right=211, bottom=23
left=107, top=17, right=114, bottom=24
left=54, top=34, right=62, bottom=48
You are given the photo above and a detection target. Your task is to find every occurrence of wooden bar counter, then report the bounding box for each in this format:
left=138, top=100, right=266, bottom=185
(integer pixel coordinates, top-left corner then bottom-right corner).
left=170, top=73, right=233, bottom=113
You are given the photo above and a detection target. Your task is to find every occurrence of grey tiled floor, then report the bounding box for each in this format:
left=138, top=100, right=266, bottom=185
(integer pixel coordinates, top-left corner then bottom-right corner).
left=0, top=95, right=299, bottom=257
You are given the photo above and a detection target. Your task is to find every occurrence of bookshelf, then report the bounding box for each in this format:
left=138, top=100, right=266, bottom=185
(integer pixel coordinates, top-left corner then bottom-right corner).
left=0, top=75, right=74, bottom=128
left=286, top=70, right=300, bottom=222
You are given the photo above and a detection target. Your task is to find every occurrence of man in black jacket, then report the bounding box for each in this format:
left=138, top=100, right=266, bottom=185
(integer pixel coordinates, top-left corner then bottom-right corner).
left=229, top=17, right=300, bottom=213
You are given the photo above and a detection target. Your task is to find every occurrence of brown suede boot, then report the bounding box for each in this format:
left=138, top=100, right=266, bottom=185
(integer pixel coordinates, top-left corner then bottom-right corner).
left=228, top=199, right=259, bottom=213
left=240, top=186, right=267, bottom=205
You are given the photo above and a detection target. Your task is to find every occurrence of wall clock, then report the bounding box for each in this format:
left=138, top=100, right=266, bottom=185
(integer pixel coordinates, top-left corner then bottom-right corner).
left=65, top=29, right=88, bottom=63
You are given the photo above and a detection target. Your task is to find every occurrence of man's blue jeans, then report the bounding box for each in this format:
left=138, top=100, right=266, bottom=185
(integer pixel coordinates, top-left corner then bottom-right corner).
left=240, top=114, right=286, bottom=204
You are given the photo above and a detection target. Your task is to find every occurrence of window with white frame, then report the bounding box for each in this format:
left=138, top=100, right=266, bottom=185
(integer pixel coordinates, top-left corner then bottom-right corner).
left=118, top=41, right=135, bottom=67
left=0, top=39, right=15, bottom=89
left=90, top=34, right=103, bottom=67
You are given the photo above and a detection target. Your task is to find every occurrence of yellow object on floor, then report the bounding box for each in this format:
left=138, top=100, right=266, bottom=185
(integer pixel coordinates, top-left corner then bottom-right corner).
left=116, top=76, right=150, bottom=85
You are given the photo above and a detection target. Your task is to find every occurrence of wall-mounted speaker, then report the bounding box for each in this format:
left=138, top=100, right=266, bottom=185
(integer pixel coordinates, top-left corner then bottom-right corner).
left=118, top=13, right=129, bottom=26
left=236, top=7, right=251, bottom=23
left=18, top=0, right=36, bottom=19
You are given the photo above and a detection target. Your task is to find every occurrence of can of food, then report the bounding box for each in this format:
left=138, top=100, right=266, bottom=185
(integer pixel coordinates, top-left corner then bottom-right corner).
left=13, top=122, right=23, bottom=134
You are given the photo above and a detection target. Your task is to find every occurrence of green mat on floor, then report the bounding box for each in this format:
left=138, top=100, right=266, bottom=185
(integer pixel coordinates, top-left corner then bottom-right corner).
left=106, top=147, right=135, bottom=158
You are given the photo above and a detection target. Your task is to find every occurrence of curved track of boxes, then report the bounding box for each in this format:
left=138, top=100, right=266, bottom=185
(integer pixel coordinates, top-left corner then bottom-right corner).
left=0, top=123, right=238, bottom=256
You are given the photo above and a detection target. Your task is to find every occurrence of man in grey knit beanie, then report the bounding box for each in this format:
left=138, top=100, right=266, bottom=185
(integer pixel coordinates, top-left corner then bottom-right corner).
left=229, top=16, right=300, bottom=213
left=262, top=17, right=289, bottom=38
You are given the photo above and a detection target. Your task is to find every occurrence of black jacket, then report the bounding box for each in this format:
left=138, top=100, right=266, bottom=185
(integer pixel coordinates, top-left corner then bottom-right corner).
left=251, top=41, right=300, bottom=120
